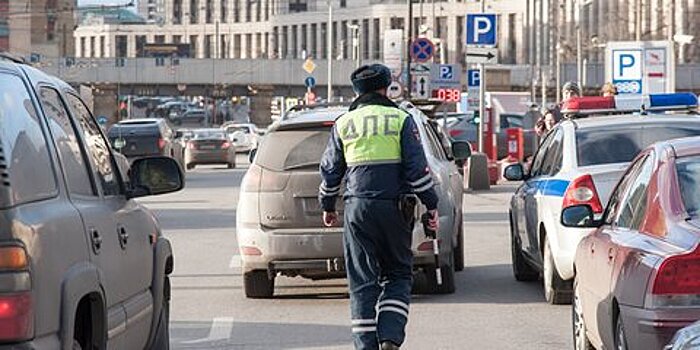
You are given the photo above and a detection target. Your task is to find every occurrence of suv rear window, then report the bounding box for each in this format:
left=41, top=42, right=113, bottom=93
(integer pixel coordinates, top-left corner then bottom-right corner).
left=577, top=125, right=700, bottom=167
left=255, top=129, right=331, bottom=171
left=0, top=73, right=57, bottom=207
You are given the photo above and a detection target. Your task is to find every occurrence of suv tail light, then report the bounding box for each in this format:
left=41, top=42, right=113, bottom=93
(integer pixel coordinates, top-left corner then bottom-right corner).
left=0, top=246, right=32, bottom=342
left=187, top=142, right=197, bottom=150
left=157, top=137, right=166, bottom=150
left=649, top=247, right=700, bottom=307
left=242, top=164, right=262, bottom=192
left=241, top=165, right=289, bottom=193
left=0, top=293, right=32, bottom=342
left=562, top=174, right=603, bottom=213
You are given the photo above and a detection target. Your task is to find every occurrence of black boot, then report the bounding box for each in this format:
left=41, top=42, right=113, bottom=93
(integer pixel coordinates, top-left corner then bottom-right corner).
left=380, top=341, right=400, bottom=350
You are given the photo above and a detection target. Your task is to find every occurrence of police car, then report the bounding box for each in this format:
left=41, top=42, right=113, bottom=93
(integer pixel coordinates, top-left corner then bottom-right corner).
left=504, top=93, right=700, bottom=304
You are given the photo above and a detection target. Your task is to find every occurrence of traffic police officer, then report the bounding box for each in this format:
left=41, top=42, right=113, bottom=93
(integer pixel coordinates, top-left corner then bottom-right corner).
left=319, top=64, right=439, bottom=350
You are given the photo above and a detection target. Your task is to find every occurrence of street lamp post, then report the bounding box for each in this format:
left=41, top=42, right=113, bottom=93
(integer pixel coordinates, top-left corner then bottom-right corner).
left=576, top=0, right=592, bottom=90
left=327, top=0, right=333, bottom=101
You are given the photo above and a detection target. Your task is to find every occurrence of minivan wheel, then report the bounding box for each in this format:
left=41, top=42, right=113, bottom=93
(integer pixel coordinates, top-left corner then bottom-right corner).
left=421, top=247, right=456, bottom=295
left=244, top=270, right=275, bottom=298
left=573, top=278, right=594, bottom=350
left=151, top=277, right=171, bottom=350
left=454, top=220, right=465, bottom=272
left=227, top=162, right=235, bottom=169
left=510, top=215, right=538, bottom=282
left=543, top=237, right=572, bottom=304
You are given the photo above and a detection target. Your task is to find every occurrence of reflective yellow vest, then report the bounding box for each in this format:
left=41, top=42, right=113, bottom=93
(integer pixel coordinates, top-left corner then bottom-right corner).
left=335, top=105, right=407, bottom=166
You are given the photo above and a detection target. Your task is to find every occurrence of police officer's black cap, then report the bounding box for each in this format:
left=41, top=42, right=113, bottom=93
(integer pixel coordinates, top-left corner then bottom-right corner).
left=351, top=64, right=392, bottom=94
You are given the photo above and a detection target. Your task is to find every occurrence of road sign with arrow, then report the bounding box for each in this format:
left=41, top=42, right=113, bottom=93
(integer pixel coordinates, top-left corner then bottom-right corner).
left=466, top=47, right=498, bottom=64
left=412, top=72, right=431, bottom=100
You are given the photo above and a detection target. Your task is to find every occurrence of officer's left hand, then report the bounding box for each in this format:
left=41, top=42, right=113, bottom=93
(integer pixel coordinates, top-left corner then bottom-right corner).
left=323, top=211, right=338, bottom=227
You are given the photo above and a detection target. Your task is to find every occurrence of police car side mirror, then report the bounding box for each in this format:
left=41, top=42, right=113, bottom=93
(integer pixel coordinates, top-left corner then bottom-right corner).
left=451, top=141, right=472, bottom=161
left=503, top=164, right=526, bottom=181
left=561, top=205, right=602, bottom=228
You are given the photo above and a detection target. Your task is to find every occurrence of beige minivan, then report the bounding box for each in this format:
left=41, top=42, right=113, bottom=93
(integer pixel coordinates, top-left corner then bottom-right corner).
left=237, top=103, right=470, bottom=298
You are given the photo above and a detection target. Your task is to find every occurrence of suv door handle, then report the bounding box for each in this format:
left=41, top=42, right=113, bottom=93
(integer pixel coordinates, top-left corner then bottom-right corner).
left=90, top=229, right=102, bottom=254
left=118, top=226, right=129, bottom=249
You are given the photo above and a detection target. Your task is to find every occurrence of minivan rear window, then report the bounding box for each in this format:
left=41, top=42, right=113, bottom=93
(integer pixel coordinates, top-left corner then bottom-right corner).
left=576, top=125, right=700, bottom=167
left=0, top=73, right=57, bottom=207
left=255, top=129, right=331, bottom=171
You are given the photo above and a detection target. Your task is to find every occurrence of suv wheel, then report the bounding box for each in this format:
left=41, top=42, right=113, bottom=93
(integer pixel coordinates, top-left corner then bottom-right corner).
left=454, top=219, right=465, bottom=272
left=186, top=163, right=195, bottom=170
left=543, top=236, right=572, bottom=304
left=151, top=277, right=171, bottom=350
left=510, top=214, right=538, bottom=281
left=244, top=270, right=275, bottom=298
left=615, top=314, right=628, bottom=350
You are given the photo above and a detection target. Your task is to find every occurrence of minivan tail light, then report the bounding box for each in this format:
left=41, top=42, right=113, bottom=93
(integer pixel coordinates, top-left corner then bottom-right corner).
left=562, top=174, right=603, bottom=213
left=158, top=137, right=166, bottom=150
left=242, top=164, right=262, bottom=192
left=449, top=129, right=464, bottom=137
left=0, top=247, right=28, bottom=270
left=0, top=292, right=33, bottom=342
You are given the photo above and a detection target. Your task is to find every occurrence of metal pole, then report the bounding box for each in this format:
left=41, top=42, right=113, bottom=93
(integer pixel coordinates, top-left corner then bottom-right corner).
left=405, top=0, right=413, bottom=99
left=478, top=0, right=486, bottom=153
left=327, top=0, right=333, bottom=100
left=635, top=0, right=642, bottom=41
left=576, top=0, right=582, bottom=89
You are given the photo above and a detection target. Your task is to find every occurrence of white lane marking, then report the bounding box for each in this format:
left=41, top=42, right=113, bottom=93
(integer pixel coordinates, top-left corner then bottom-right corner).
left=182, top=317, right=235, bottom=344
left=229, top=255, right=241, bottom=269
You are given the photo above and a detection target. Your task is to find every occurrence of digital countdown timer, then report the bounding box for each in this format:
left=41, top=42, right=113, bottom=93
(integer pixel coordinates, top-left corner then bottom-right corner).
left=432, top=88, right=461, bottom=103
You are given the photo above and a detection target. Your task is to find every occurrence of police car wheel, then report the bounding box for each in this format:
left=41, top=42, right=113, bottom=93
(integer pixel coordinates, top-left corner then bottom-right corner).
left=244, top=270, right=275, bottom=298
left=510, top=214, right=538, bottom=282
left=543, top=237, right=573, bottom=305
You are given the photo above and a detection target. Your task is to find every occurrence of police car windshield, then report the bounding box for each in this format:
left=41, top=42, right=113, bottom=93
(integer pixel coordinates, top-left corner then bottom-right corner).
left=577, top=124, right=700, bottom=167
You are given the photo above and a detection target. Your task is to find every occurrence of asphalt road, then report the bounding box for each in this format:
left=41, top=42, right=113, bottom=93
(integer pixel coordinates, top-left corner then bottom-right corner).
left=139, top=155, right=573, bottom=350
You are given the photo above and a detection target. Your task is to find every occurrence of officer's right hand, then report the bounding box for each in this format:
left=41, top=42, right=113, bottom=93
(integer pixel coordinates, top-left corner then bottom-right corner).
left=427, top=209, right=439, bottom=233
left=323, top=211, right=338, bottom=227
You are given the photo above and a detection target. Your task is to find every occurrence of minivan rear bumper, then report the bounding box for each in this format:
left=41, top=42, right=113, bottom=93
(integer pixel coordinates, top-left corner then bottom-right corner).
left=0, top=333, right=60, bottom=349
left=237, top=226, right=345, bottom=273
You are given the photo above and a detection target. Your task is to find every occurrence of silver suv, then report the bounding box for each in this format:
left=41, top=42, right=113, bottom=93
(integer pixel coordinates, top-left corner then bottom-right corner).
left=237, top=103, right=470, bottom=298
left=0, top=60, right=183, bottom=349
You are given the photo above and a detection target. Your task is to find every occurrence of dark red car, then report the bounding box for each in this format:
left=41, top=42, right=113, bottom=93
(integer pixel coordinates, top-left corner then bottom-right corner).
left=561, top=136, right=700, bottom=350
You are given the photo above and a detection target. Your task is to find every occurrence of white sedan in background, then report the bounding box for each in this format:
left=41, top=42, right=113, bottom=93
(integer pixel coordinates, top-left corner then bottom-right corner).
left=223, top=123, right=260, bottom=153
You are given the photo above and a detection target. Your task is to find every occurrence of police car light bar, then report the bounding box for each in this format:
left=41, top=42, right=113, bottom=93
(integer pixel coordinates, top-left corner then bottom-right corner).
left=561, top=93, right=699, bottom=116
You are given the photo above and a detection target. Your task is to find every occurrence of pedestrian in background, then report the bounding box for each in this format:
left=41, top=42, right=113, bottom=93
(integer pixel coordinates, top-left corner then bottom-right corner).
left=543, top=107, right=562, bottom=131
left=601, top=82, right=618, bottom=97
left=319, top=64, right=440, bottom=350
left=562, top=81, right=582, bottom=101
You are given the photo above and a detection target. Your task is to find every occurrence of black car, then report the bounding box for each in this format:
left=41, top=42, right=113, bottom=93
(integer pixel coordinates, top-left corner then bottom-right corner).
left=107, top=118, right=185, bottom=166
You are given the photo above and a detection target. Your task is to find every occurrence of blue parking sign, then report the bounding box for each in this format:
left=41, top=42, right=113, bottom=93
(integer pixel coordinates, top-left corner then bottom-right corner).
left=612, top=49, right=642, bottom=94
left=440, top=65, right=454, bottom=80
left=466, top=14, right=497, bottom=46
left=467, top=70, right=481, bottom=87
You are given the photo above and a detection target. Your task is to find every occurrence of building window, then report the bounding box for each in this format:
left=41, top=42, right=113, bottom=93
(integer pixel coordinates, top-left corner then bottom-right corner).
left=320, top=23, right=327, bottom=59
left=189, top=0, right=198, bottom=24
left=301, top=24, right=307, bottom=58
left=263, top=32, right=269, bottom=58
left=80, top=37, right=86, bottom=57
left=340, top=0, right=346, bottom=8
left=289, top=0, right=307, bottom=13
left=221, top=0, right=227, bottom=22
left=310, top=23, right=317, bottom=58
left=206, top=0, right=213, bottom=23
left=245, top=0, right=252, bottom=22
left=264, top=0, right=270, bottom=20
left=136, top=35, right=147, bottom=57
left=291, top=25, right=298, bottom=59
left=173, top=0, right=182, bottom=24
left=116, top=35, right=127, bottom=57
left=221, top=35, right=227, bottom=58
left=255, top=0, right=261, bottom=22
left=99, top=36, right=105, bottom=57
left=173, top=35, right=182, bottom=44
left=373, top=18, right=380, bottom=60
left=233, top=34, right=241, bottom=58
left=362, top=19, right=369, bottom=60
left=256, top=32, right=262, bottom=57
left=190, top=35, right=198, bottom=57
left=155, top=35, right=165, bottom=44
left=245, top=33, right=252, bottom=58
left=281, top=26, right=288, bottom=58
left=233, top=0, right=240, bottom=22
left=204, top=35, right=213, bottom=58
left=390, top=17, right=404, bottom=30
left=341, top=20, right=348, bottom=59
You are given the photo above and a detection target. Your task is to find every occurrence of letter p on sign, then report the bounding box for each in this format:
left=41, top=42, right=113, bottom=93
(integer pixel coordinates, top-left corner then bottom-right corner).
left=613, top=50, right=642, bottom=80
left=466, top=14, right=497, bottom=46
